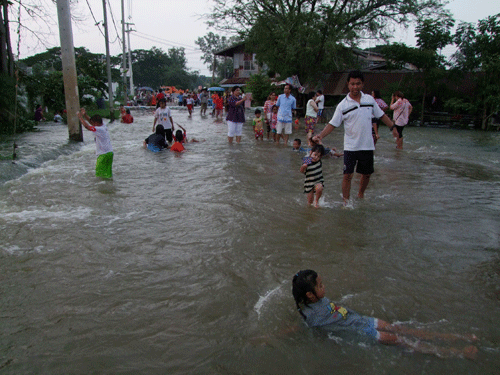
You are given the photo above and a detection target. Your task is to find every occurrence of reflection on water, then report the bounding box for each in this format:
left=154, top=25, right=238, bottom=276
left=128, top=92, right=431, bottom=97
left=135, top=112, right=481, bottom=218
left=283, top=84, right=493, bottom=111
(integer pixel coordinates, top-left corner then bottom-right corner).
left=1, top=112, right=499, bottom=374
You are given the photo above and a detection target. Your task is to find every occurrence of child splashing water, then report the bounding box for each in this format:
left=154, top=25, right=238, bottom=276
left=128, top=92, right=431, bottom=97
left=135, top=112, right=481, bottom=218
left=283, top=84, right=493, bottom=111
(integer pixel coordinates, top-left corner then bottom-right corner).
left=292, top=270, right=478, bottom=358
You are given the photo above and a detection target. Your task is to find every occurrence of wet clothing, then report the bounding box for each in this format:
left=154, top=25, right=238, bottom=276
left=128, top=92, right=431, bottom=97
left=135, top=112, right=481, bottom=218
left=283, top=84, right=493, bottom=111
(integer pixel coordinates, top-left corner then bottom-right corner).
left=95, top=152, right=113, bottom=178
left=329, top=92, right=384, bottom=152
left=145, top=133, right=167, bottom=152
left=300, top=297, right=380, bottom=340
left=303, top=159, right=324, bottom=193
left=170, top=141, right=185, bottom=152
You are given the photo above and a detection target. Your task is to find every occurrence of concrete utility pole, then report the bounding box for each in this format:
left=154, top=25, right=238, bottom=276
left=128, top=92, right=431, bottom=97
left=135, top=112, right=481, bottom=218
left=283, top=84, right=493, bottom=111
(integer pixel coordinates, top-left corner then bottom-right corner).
left=121, top=0, right=127, bottom=103
left=56, top=0, right=82, bottom=141
left=126, top=22, right=134, bottom=97
left=102, top=0, right=114, bottom=121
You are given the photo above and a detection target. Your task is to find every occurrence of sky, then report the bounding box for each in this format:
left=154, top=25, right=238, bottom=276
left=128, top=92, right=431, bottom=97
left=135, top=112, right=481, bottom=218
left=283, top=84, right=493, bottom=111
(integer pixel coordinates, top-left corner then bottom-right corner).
left=12, top=0, right=500, bottom=77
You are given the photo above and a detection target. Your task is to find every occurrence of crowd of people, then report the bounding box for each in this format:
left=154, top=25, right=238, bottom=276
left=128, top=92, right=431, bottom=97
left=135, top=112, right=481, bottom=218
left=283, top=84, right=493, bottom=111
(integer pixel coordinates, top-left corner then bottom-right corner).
left=75, top=71, right=480, bottom=359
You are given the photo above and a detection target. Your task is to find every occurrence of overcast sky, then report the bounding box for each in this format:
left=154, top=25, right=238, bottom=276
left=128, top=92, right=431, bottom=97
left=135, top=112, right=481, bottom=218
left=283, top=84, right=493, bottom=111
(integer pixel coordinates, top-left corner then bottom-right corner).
left=13, top=0, right=499, bottom=76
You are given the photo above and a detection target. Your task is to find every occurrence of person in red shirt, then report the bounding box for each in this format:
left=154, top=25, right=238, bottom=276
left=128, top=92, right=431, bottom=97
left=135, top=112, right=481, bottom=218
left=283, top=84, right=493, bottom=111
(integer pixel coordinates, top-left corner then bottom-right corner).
left=121, top=109, right=134, bottom=124
left=170, top=130, right=186, bottom=152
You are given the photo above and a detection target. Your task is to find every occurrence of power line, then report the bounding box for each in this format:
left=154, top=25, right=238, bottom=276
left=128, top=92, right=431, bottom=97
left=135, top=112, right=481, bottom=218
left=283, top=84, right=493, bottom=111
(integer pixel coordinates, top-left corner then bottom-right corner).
left=134, top=31, right=199, bottom=51
left=107, top=0, right=122, bottom=44
left=85, top=0, right=105, bottom=37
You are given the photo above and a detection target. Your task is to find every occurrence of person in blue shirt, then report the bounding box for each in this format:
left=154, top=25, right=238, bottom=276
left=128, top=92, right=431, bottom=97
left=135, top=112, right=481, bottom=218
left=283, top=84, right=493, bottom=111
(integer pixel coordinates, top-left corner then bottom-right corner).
left=275, top=83, right=296, bottom=145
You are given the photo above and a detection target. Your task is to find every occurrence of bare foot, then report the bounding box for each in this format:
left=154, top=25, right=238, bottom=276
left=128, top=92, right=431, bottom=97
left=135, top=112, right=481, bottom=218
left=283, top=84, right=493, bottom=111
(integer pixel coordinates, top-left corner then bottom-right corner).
left=313, top=201, right=319, bottom=208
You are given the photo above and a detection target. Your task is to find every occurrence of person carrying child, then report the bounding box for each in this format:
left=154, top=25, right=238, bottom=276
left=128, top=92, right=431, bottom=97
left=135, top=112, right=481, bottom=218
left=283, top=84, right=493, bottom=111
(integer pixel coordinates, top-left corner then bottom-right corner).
left=300, top=144, right=325, bottom=208
left=253, top=109, right=264, bottom=141
left=292, top=269, right=478, bottom=358
left=77, top=108, right=114, bottom=179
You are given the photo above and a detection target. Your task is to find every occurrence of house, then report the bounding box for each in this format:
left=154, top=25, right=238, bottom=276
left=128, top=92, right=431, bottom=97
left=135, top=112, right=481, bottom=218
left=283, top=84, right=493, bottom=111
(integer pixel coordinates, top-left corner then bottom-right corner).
left=214, top=43, right=266, bottom=87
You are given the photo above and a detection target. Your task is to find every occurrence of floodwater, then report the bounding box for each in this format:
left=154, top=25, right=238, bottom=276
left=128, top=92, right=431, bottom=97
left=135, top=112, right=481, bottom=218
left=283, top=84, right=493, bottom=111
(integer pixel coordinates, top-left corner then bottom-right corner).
left=1, top=108, right=499, bottom=374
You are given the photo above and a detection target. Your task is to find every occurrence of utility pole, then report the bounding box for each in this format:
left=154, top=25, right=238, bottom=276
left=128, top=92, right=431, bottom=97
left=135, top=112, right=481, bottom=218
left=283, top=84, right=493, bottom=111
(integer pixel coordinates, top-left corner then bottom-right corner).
left=126, top=22, right=135, bottom=97
left=121, top=0, right=127, bottom=103
left=102, top=0, right=114, bottom=121
left=56, top=0, right=82, bottom=141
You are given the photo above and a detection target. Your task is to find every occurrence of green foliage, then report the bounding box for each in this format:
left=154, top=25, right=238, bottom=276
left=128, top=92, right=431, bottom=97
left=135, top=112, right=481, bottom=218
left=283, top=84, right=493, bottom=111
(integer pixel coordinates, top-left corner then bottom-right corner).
left=0, top=74, right=35, bottom=134
left=208, top=0, right=450, bottom=81
left=131, top=47, right=198, bottom=89
left=195, top=32, right=239, bottom=81
left=451, top=14, right=500, bottom=128
left=245, top=74, right=274, bottom=105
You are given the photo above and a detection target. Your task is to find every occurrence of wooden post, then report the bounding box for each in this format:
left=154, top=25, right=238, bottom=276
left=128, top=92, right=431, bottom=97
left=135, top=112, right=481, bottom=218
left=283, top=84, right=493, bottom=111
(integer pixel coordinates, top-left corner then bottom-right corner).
left=56, top=0, right=82, bottom=142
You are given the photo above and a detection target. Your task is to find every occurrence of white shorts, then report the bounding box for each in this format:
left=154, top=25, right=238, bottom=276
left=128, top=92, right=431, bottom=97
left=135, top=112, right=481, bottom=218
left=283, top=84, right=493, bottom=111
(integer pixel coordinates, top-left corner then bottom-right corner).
left=276, top=121, right=292, bottom=135
left=227, top=121, right=243, bottom=137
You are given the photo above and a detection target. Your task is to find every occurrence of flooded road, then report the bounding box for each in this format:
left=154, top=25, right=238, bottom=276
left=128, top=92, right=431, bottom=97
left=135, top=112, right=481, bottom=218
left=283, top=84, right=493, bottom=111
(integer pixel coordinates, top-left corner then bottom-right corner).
left=1, top=109, right=499, bottom=374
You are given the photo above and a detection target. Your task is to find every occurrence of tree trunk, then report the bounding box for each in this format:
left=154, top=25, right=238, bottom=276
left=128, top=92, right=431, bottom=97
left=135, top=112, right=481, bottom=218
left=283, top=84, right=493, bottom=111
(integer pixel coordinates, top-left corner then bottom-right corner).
left=420, top=86, right=426, bottom=126
left=3, top=0, right=14, bottom=76
left=0, top=0, right=8, bottom=75
left=481, top=105, right=487, bottom=130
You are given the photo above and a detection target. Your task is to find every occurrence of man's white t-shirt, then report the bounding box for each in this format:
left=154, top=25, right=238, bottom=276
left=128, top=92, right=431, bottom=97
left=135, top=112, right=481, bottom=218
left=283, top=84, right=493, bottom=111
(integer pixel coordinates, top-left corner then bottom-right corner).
left=329, top=92, right=384, bottom=151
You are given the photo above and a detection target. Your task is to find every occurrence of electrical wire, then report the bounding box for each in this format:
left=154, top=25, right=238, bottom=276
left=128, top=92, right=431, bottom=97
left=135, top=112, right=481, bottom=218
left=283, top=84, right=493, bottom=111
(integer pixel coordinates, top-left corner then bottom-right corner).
left=107, top=0, right=123, bottom=44
left=85, top=0, right=105, bottom=37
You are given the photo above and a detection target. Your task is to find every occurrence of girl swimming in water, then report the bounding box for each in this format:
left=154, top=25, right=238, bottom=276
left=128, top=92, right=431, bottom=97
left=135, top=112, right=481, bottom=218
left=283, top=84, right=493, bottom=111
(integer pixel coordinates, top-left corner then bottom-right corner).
left=292, top=270, right=478, bottom=358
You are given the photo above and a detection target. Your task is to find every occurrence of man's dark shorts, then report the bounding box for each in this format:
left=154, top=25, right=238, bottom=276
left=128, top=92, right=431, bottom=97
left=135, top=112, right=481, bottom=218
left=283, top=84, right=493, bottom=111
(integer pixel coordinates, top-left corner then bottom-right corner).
left=343, top=150, right=374, bottom=175
left=394, top=125, right=405, bottom=138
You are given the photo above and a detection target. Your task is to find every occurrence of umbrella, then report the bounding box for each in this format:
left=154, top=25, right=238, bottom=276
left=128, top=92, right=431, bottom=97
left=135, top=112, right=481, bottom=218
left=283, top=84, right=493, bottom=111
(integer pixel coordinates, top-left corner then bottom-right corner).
left=208, top=87, right=225, bottom=92
left=136, top=86, right=154, bottom=92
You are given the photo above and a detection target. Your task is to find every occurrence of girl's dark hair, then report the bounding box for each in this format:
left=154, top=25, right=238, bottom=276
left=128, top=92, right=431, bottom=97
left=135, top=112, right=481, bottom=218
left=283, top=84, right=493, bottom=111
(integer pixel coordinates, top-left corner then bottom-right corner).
left=372, top=90, right=381, bottom=99
left=308, top=91, right=316, bottom=100
left=311, top=144, right=325, bottom=156
left=175, top=129, right=184, bottom=142
left=155, top=124, right=165, bottom=136
left=292, top=269, right=318, bottom=319
left=394, top=91, right=404, bottom=98
left=255, top=108, right=261, bottom=114
left=232, top=85, right=240, bottom=93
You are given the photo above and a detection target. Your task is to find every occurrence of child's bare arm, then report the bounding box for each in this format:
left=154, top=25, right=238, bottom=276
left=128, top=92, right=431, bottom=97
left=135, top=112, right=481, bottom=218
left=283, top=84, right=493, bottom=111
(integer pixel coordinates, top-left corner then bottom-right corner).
left=77, top=110, right=93, bottom=131
left=300, top=164, right=308, bottom=173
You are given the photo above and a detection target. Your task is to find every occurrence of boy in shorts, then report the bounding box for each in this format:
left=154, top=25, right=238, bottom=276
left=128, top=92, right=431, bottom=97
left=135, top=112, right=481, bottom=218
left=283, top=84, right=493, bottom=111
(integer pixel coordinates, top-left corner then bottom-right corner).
left=78, top=108, right=114, bottom=179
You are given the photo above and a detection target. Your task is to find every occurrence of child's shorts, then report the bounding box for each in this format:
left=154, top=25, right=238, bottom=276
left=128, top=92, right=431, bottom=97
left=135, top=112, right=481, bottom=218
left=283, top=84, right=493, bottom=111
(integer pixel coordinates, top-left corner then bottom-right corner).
left=337, top=313, right=380, bottom=341
left=254, top=129, right=264, bottom=139
left=96, top=152, right=113, bottom=178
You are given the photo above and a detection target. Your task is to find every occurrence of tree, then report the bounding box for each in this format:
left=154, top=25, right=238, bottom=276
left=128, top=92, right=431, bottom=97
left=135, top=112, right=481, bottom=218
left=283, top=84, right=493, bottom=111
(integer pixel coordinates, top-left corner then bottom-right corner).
left=245, top=73, right=274, bottom=105
left=382, top=16, right=454, bottom=124
left=451, top=14, right=500, bottom=129
left=19, top=47, right=117, bottom=111
left=195, top=32, right=239, bottom=82
left=130, top=47, right=198, bottom=89
left=207, top=0, right=450, bottom=81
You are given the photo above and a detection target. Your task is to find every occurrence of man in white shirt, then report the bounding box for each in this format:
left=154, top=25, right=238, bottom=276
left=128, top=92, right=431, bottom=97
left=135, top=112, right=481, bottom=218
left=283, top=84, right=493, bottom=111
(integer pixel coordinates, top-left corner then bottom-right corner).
left=314, top=71, right=396, bottom=206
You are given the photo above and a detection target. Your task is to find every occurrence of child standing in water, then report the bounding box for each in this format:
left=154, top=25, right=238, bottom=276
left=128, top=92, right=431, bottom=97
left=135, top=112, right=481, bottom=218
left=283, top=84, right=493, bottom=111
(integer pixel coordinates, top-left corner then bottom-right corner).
left=78, top=108, right=113, bottom=179
left=153, top=98, right=174, bottom=143
left=253, top=109, right=264, bottom=141
left=300, top=144, right=325, bottom=208
left=292, top=270, right=478, bottom=358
